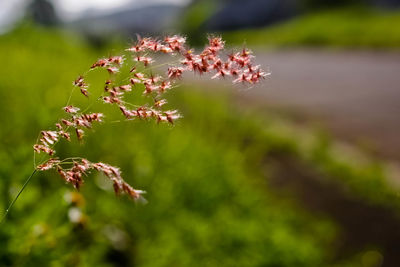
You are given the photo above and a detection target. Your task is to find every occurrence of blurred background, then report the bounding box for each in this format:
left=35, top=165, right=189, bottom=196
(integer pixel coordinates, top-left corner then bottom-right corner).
left=1, top=0, right=400, bottom=266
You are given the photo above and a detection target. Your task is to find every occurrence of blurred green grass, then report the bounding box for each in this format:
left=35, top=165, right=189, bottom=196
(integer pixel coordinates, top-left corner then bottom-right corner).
left=222, top=8, right=400, bottom=49
left=0, top=25, right=397, bottom=266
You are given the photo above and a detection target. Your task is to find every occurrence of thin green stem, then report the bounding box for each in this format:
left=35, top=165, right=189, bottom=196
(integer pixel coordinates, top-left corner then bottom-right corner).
left=0, top=169, right=37, bottom=225
left=65, top=86, right=76, bottom=107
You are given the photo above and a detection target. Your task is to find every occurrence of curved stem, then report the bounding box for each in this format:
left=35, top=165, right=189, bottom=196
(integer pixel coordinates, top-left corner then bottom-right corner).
left=0, top=169, right=37, bottom=225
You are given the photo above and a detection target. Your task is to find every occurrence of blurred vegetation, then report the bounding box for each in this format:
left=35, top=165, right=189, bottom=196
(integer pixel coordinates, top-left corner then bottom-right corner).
left=0, top=25, right=398, bottom=266
left=181, top=3, right=400, bottom=49
left=223, top=8, right=400, bottom=49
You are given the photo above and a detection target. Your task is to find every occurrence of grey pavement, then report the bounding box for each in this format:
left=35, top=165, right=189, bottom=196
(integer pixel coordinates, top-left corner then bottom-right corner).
left=240, top=50, right=400, bottom=161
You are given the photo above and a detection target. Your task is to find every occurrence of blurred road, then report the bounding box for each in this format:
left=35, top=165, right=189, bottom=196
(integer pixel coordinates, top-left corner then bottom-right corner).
left=241, top=50, right=400, bottom=161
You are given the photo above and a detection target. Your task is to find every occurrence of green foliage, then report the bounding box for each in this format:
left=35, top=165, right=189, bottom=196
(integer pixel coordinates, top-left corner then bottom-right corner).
left=0, top=26, right=336, bottom=267
left=223, top=8, right=400, bottom=49
left=0, top=25, right=396, bottom=266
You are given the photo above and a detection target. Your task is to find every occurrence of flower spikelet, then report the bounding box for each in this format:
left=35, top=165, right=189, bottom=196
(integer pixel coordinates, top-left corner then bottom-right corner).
left=33, top=35, right=267, bottom=203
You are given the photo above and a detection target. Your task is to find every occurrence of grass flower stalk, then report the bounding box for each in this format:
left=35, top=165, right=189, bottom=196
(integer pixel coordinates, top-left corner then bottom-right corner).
left=2, top=35, right=268, bottom=222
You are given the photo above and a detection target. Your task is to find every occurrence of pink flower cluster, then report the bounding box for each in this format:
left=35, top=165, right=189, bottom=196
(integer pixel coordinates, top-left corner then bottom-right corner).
left=34, top=35, right=267, bottom=200
left=33, top=109, right=104, bottom=156
left=37, top=158, right=145, bottom=201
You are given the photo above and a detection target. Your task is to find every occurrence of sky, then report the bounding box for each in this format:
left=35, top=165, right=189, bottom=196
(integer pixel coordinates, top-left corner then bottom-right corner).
left=53, top=0, right=190, bottom=20
left=0, top=0, right=189, bottom=31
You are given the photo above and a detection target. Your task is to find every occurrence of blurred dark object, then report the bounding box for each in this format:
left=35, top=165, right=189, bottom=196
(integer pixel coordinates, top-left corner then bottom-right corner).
left=372, top=0, right=400, bottom=8
left=70, top=4, right=182, bottom=38
left=205, top=0, right=299, bottom=31
left=27, top=0, right=59, bottom=26
left=302, top=0, right=366, bottom=9
left=303, top=0, right=400, bottom=8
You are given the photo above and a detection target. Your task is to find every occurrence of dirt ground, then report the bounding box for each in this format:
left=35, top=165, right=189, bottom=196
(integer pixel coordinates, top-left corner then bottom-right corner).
left=266, top=154, right=400, bottom=266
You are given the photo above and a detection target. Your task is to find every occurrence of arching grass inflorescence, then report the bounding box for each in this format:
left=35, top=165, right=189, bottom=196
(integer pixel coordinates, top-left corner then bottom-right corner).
left=33, top=35, right=269, bottom=202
